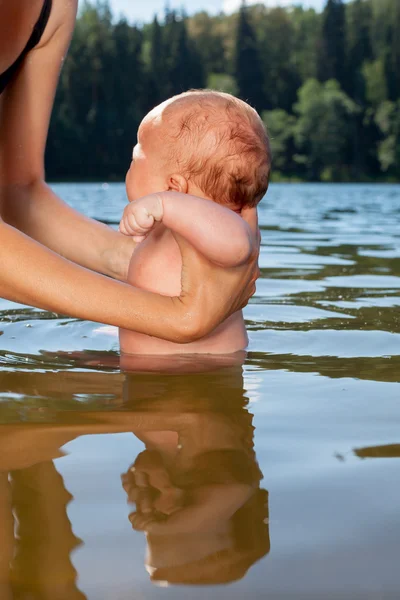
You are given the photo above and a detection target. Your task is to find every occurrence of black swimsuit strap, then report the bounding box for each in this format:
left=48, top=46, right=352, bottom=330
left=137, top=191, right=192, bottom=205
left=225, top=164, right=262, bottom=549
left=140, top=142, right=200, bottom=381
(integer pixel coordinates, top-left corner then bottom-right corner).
left=0, top=0, right=53, bottom=95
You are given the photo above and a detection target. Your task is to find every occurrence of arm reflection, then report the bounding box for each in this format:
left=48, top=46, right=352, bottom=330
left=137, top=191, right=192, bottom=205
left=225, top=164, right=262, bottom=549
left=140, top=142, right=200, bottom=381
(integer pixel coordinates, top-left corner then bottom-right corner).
left=10, top=463, right=85, bottom=600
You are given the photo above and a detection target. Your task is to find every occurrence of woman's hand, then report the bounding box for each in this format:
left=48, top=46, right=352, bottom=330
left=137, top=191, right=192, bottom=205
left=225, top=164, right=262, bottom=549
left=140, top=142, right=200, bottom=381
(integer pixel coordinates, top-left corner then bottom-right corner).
left=172, top=206, right=260, bottom=340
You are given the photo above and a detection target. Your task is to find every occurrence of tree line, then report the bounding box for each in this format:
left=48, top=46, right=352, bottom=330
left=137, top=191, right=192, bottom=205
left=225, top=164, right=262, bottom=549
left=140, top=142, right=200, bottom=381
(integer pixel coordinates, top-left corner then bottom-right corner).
left=46, top=0, right=400, bottom=183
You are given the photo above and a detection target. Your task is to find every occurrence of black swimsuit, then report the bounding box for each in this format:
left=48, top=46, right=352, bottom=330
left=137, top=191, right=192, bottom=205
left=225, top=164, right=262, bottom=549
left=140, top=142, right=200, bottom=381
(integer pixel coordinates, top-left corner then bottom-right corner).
left=0, top=0, right=52, bottom=95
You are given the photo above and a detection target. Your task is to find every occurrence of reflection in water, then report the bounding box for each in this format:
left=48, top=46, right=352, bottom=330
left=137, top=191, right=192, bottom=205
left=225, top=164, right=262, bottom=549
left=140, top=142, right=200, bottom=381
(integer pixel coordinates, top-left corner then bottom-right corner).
left=0, top=364, right=269, bottom=596
left=10, top=464, right=84, bottom=600
left=354, top=444, right=400, bottom=459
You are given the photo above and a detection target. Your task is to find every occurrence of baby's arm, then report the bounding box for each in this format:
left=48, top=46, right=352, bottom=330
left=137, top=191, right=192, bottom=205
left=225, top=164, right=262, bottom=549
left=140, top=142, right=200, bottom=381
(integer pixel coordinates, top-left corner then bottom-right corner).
left=119, top=191, right=255, bottom=267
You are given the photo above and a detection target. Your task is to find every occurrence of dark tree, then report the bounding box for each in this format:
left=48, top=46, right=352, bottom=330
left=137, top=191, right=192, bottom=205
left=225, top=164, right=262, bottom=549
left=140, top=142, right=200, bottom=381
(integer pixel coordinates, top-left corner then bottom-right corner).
left=256, top=7, right=300, bottom=112
left=346, top=0, right=372, bottom=101
left=145, top=17, right=166, bottom=110
left=165, top=13, right=205, bottom=97
left=46, top=3, right=144, bottom=180
left=317, top=0, right=347, bottom=90
left=384, top=0, right=400, bottom=102
left=234, top=2, right=265, bottom=112
left=345, top=0, right=373, bottom=177
left=189, top=12, right=227, bottom=75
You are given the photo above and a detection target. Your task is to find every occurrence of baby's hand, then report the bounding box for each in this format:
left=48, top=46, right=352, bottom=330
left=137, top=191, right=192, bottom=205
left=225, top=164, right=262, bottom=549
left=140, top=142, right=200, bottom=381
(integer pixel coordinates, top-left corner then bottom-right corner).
left=119, top=193, right=164, bottom=242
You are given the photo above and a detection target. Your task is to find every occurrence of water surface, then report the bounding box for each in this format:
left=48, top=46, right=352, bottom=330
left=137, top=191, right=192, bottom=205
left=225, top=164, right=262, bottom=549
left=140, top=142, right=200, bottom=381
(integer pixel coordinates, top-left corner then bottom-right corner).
left=0, top=183, right=399, bottom=599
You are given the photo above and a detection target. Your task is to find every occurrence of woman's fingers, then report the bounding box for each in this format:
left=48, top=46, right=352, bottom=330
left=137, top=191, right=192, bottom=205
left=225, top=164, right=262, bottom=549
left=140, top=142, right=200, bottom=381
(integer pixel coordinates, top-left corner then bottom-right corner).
left=241, top=206, right=261, bottom=257
left=122, top=450, right=180, bottom=515
left=239, top=206, right=261, bottom=304
left=129, top=511, right=158, bottom=531
left=137, top=489, right=154, bottom=514
left=153, top=487, right=184, bottom=515
left=133, top=468, right=149, bottom=489
left=240, top=206, right=258, bottom=238
left=129, top=511, right=172, bottom=534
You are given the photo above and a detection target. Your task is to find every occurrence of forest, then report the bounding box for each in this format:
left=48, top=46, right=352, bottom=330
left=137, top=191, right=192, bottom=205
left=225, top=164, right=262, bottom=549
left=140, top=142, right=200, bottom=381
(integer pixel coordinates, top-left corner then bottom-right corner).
left=46, top=0, right=400, bottom=183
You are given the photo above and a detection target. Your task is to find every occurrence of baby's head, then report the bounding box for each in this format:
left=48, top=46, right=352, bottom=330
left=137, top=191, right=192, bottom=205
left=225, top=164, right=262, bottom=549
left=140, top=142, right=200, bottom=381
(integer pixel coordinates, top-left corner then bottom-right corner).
left=126, top=90, right=271, bottom=210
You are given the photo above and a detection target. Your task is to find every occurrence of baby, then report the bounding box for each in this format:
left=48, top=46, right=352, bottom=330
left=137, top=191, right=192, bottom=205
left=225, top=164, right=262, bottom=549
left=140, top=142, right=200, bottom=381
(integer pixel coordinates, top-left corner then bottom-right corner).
left=119, top=90, right=270, bottom=356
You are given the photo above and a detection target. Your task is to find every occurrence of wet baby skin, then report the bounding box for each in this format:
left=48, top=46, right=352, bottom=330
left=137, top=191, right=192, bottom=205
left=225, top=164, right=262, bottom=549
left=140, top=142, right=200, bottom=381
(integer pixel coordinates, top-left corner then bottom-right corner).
left=119, top=91, right=270, bottom=356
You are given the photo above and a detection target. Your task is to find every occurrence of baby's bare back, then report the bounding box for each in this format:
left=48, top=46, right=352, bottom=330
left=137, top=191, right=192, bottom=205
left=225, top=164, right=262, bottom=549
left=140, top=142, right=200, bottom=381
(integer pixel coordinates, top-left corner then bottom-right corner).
left=119, top=226, right=248, bottom=356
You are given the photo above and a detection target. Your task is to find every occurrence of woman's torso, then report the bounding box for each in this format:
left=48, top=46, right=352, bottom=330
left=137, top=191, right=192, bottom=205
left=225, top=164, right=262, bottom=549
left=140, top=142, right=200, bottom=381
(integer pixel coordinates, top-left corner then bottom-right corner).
left=0, top=0, right=52, bottom=95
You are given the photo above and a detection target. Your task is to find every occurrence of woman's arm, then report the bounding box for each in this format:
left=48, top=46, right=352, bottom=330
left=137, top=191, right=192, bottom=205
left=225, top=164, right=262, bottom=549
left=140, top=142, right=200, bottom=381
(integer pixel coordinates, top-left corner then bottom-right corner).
left=0, top=0, right=134, bottom=281
left=0, top=220, right=189, bottom=341
left=2, top=181, right=135, bottom=281
left=0, top=213, right=258, bottom=341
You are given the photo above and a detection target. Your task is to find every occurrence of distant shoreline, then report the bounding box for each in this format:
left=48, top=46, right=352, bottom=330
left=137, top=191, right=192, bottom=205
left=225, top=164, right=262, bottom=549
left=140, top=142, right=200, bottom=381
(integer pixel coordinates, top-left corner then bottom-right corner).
left=47, top=177, right=400, bottom=185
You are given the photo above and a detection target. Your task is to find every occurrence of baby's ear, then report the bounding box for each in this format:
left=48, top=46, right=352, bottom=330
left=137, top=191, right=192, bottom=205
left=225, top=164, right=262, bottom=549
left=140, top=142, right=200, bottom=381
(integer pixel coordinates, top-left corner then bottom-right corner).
left=168, top=174, right=188, bottom=194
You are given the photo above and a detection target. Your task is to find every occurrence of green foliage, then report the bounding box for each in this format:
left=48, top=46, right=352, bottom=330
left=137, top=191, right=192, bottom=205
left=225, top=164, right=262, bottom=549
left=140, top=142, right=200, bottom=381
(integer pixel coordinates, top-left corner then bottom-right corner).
left=256, top=7, right=301, bottom=112
left=375, top=101, right=400, bottom=173
left=207, top=73, right=238, bottom=96
left=188, top=12, right=227, bottom=74
left=294, top=79, right=358, bottom=181
left=290, top=7, right=320, bottom=82
left=363, top=59, right=388, bottom=108
left=45, top=0, right=400, bottom=182
left=262, top=110, right=297, bottom=175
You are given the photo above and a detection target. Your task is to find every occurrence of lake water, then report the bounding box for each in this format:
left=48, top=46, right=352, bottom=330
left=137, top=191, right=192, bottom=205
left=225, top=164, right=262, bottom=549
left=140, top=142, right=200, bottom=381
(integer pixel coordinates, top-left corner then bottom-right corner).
left=0, top=183, right=399, bottom=599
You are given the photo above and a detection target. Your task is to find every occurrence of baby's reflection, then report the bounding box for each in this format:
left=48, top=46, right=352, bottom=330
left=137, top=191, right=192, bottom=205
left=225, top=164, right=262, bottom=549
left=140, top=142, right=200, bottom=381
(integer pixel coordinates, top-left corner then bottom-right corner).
left=0, top=360, right=269, bottom=596
left=121, top=369, right=269, bottom=585
left=123, top=448, right=268, bottom=585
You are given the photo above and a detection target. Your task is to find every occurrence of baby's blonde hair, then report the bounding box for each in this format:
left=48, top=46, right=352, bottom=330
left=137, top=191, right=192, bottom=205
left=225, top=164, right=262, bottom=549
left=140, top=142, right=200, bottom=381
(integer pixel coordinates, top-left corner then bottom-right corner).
left=160, top=90, right=271, bottom=209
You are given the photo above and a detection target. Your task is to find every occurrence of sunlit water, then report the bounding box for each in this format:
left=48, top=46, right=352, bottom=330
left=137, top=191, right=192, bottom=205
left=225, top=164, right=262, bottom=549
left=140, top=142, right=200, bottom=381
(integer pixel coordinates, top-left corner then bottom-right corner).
left=0, top=183, right=399, bottom=599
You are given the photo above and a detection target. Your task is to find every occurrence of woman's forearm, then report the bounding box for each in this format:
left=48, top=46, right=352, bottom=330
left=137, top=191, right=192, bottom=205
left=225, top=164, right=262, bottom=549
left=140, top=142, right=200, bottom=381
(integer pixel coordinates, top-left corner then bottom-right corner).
left=1, top=181, right=135, bottom=281
left=0, top=220, right=195, bottom=342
